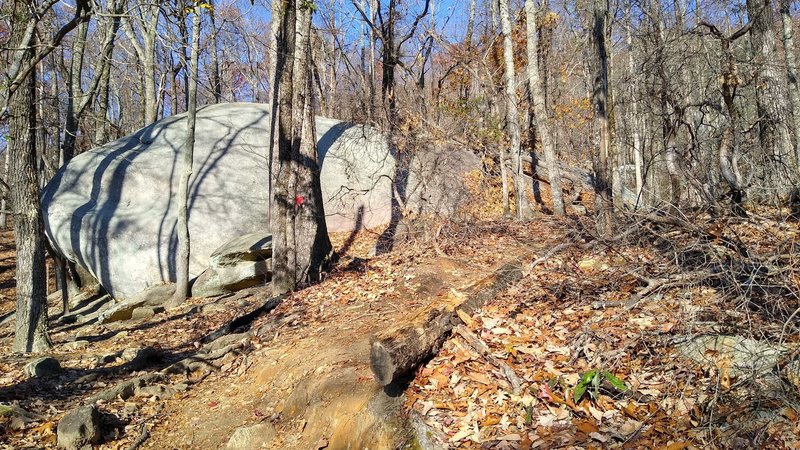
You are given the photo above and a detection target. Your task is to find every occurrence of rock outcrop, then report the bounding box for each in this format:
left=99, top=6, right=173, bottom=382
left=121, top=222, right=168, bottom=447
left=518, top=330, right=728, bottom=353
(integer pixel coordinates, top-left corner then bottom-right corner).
left=41, top=103, right=392, bottom=300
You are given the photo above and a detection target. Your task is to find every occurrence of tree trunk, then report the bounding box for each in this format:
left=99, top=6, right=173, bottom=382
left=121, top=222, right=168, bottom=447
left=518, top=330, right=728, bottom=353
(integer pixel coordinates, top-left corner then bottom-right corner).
left=61, top=19, right=89, bottom=163
left=271, top=0, right=301, bottom=294
left=292, top=4, right=333, bottom=284
left=780, top=0, right=800, bottom=169
left=172, top=4, right=202, bottom=304
left=592, top=0, right=613, bottom=233
left=526, top=0, right=563, bottom=216
left=178, top=9, right=191, bottom=112
left=271, top=0, right=333, bottom=295
left=371, top=260, right=524, bottom=386
left=94, top=58, right=113, bottom=146
left=746, top=0, right=796, bottom=201
left=8, top=22, right=50, bottom=353
left=0, top=150, right=9, bottom=228
left=124, top=2, right=160, bottom=125
left=499, top=0, right=533, bottom=219
left=209, top=0, right=222, bottom=103
left=626, top=4, right=644, bottom=208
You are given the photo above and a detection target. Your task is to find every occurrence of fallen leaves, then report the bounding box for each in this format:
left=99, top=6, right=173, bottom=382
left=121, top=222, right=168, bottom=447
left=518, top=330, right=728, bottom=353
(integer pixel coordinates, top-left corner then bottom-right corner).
left=405, top=218, right=800, bottom=449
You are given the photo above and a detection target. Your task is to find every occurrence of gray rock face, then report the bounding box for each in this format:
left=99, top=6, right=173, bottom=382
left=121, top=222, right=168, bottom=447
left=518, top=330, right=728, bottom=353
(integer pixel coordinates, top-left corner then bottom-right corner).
left=42, top=103, right=479, bottom=301
left=23, top=356, right=62, bottom=378
left=42, top=103, right=393, bottom=300
left=191, top=233, right=272, bottom=298
left=57, top=405, right=102, bottom=450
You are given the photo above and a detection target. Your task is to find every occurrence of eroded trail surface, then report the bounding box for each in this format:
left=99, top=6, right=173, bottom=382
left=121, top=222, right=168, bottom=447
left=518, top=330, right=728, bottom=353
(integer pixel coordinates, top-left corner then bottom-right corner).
left=0, top=224, right=533, bottom=449
left=145, top=256, right=495, bottom=449
left=138, top=224, right=537, bottom=449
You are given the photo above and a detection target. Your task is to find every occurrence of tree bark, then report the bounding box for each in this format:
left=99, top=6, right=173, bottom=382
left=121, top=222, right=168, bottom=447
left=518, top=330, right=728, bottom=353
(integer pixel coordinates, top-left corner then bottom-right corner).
left=746, top=0, right=796, bottom=201
left=780, top=0, right=800, bottom=170
left=499, top=0, right=533, bottom=219
left=209, top=0, right=222, bottom=103
left=8, top=18, right=50, bottom=353
left=123, top=1, right=160, bottom=125
left=173, top=3, right=202, bottom=304
left=292, top=4, right=333, bottom=284
left=592, top=0, right=613, bottom=233
left=270, top=0, right=333, bottom=295
left=526, top=0, right=563, bottom=216
left=371, top=260, right=523, bottom=386
left=63, top=0, right=121, bottom=160
left=626, top=4, right=644, bottom=208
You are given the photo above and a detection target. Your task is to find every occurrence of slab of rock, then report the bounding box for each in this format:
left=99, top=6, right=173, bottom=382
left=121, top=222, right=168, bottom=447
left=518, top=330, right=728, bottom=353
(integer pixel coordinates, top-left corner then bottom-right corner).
left=131, top=306, right=163, bottom=320
left=57, top=405, right=102, bottom=450
left=23, top=357, right=62, bottom=378
left=225, top=423, right=277, bottom=450
left=678, top=335, right=785, bottom=377
left=42, top=103, right=393, bottom=300
left=192, top=233, right=272, bottom=298
left=90, top=374, right=161, bottom=403
left=96, top=284, right=175, bottom=324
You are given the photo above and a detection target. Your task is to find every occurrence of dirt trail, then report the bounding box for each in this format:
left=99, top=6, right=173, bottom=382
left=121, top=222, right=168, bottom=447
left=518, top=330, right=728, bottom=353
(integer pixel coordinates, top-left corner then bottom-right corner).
left=143, top=257, right=500, bottom=449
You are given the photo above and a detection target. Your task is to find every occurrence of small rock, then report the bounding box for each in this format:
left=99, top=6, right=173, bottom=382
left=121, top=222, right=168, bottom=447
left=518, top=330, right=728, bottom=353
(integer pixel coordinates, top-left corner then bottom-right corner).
left=95, top=353, right=118, bottom=367
left=134, top=384, right=175, bottom=400
left=173, top=383, right=189, bottom=392
left=65, top=340, right=90, bottom=351
left=577, top=258, right=600, bottom=272
left=57, top=405, right=102, bottom=450
left=131, top=306, right=164, bottom=320
left=122, top=402, right=138, bottom=418
left=201, top=302, right=226, bottom=313
left=225, top=423, right=277, bottom=450
left=131, top=307, right=155, bottom=320
left=24, top=357, right=62, bottom=378
left=76, top=373, right=100, bottom=384
left=120, top=346, right=159, bottom=371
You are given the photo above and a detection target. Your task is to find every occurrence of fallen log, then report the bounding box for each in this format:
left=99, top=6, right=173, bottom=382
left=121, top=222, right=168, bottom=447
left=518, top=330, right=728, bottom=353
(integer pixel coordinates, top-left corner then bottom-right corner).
left=369, top=259, right=525, bottom=386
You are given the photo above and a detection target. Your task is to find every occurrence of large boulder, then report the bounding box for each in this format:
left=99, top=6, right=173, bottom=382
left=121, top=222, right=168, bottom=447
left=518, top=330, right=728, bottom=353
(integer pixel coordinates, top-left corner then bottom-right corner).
left=41, top=103, right=393, bottom=300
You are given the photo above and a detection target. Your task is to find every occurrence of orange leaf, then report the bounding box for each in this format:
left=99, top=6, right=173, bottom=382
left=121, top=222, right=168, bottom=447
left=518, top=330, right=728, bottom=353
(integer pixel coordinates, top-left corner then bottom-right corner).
left=658, top=443, right=690, bottom=450
left=574, top=420, right=599, bottom=434
left=482, top=416, right=501, bottom=426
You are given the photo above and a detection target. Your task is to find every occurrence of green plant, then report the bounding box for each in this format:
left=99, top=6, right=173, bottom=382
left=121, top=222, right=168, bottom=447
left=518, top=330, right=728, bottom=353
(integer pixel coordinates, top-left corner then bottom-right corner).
left=572, top=370, right=628, bottom=403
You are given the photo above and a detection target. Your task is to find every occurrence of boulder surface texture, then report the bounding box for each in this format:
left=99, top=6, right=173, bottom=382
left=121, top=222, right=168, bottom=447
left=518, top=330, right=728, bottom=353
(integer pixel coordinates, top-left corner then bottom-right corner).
left=42, top=103, right=393, bottom=300
left=57, top=405, right=102, bottom=450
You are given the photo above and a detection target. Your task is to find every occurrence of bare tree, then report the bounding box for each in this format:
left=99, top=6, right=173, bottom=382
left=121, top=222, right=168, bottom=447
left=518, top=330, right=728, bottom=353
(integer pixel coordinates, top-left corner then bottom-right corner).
left=270, top=0, right=333, bottom=294
left=526, top=0, right=563, bottom=216
left=62, top=0, right=122, bottom=162
left=499, top=0, right=533, bottom=219
left=123, top=0, right=161, bottom=125
left=173, top=1, right=203, bottom=304
left=6, top=4, right=51, bottom=353
left=746, top=0, right=796, bottom=201
left=780, top=0, right=800, bottom=167
left=592, top=0, right=613, bottom=233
